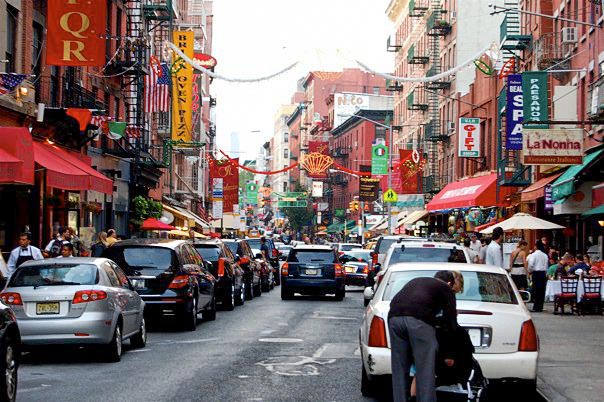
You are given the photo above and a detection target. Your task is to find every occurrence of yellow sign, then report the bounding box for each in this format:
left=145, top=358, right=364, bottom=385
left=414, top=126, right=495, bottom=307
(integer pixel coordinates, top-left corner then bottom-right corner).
left=172, top=31, right=194, bottom=142
left=384, top=188, right=398, bottom=203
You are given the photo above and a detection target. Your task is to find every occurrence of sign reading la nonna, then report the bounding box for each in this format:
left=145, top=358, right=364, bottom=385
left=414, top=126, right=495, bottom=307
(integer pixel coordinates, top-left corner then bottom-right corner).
left=523, top=129, right=583, bottom=165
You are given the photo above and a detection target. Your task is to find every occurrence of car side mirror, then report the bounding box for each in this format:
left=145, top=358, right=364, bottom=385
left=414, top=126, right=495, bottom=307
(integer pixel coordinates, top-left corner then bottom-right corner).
left=519, top=290, right=532, bottom=303
left=363, top=287, right=375, bottom=306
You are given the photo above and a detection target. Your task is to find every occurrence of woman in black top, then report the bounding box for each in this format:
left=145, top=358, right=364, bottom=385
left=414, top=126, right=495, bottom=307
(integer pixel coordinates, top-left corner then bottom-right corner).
left=509, top=240, right=529, bottom=290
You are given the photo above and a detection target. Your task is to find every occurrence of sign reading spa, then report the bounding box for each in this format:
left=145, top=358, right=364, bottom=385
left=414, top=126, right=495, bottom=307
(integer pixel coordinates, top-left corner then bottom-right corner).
left=523, top=128, right=583, bottom=165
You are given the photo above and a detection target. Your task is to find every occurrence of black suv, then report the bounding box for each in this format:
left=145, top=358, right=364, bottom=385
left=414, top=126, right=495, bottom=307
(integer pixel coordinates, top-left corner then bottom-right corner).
left=246, top=237, right=281, bottom=285
left=0, top=300, right=20, bottom=401
left=223, top=239, right=263, bottom=299
left=191, top=239, right=245, bottom=310
left=102, top=239, right=217, bottom=330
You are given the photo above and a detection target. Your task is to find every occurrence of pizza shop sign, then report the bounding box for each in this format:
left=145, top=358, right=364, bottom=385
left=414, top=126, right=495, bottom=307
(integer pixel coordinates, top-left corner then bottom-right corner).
left=523, top=128, right=584, bottom=165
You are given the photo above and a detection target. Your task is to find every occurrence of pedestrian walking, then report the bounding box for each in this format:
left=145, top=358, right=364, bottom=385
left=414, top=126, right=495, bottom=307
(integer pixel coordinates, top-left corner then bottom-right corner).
left=260, top=237, right=270, bottom=260
left=106, top=229, right=119, bottom=246
left=43, top=227, right=71, bottom=258
left=509, top=240, right=529, bottom=290
left=6, top=232, right=44, bottom=282
left=463, top=239, right=479, bottom=264
left=528, top=240, right=549, bottom=312
left=469, top=234, right=481, bottom=256
left=388, top=270, right=458, bottom=402
left=478, top=238, right=489, bottom=264
left=90, top=232, right=110, bottom=257
left=485, top=227, right=504, bottom=268
left=57, top=243, right=75, bottom=258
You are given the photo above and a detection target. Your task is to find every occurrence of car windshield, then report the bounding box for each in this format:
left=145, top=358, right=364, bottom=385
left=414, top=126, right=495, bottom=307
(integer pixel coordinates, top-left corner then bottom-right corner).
left=382, top=270, right=517, bottom=304
left=9, top=264, right=98, bottom=287
left=103, top=247, right=174, bottom=273
left=340, top=244, right=359, bottom=251
left=193, top=245, right=221, bottom=262
left=388, top=246, right=467, bottom=264
left=246, top=239, right=263, bottom=249
left=224, top=242, right=239, bottom=255
left=341, top=250, right=371, bottom=261
left=288, top=249, right=337, bottom=263
left=377, top=238, right=398, bottom=254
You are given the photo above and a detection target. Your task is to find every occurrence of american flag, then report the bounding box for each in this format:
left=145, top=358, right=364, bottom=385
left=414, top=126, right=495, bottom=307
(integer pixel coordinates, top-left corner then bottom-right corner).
left=0, top=73, right=27, bottom=95
left=126, top=125, right=142, bottom=139
left=90, top=115, right=112, bottom=131
left=144, top=62, right=170, bottom=113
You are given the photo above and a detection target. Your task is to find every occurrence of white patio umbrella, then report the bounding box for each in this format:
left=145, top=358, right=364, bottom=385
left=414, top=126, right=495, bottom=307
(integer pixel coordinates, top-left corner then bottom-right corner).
left=479, top=213, right=565, bottom=234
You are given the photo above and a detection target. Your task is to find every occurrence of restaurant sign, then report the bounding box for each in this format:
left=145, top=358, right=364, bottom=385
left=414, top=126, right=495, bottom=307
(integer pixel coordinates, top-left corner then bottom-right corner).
left=523, top=128, right=583, bottom=165
left=458, top=118, right=481, bottom=157
left=359, top=177, right=380, bottom=202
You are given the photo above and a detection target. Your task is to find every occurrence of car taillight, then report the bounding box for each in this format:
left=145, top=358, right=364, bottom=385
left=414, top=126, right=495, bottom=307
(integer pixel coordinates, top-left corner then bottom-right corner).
left=518, top=319, right=538, bottom=351
left=281, top=262, right=289, bottom=276
left=272, top=249, right=279, bottom=257
left=168, top=275, right=190, bottom=289
left=0, top=292, right=23, bottom=305
left=335, top=264, right=344, bottom=277
left=372, top=253, right=378, bottom=265
left=362, top=265, right=369, bottom=275
left=239, top=257, right=249, bottom=265
left=368, top=316, right=388, bottom=348
left=217, top=258, right=225, bottom=277
left=73, top=290, right=107, bottom=304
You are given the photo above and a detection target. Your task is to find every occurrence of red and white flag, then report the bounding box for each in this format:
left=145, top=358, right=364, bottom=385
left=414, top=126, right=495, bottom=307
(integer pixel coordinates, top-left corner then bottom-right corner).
left=144, top=62, right=170, bottom=113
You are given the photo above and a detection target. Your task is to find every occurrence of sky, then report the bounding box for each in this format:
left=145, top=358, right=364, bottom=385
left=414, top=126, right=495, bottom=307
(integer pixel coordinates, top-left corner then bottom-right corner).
left=211, top=0, right=394, bottom=160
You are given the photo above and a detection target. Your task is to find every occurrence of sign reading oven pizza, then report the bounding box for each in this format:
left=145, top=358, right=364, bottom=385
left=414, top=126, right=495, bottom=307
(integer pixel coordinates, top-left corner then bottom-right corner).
left=458, top=118, right=481, bottom=158
left=523, top=128, right=584, bottom=165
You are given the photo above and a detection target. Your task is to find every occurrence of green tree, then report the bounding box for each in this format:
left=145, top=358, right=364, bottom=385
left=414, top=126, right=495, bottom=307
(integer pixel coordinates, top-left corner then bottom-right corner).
left=281, top=181, right=313, bottom=233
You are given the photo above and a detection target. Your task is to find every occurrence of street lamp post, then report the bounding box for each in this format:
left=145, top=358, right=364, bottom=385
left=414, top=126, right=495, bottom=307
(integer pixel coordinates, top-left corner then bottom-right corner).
left=337, top=113, right=394, bottom=235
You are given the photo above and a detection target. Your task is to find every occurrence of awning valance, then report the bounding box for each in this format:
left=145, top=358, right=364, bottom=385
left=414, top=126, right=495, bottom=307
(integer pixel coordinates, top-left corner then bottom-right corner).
left=426, top=173, right=508, bottom=211
left=397, top=210, right=428, bottom=228
left=582, top=204, right=604, bottom=217
left=33, top=141, right=113, bottom=194
left=0, top=127, right=34, bottom=185
left=552, top=149, right=603, bottom=201
left=162, top=204, right=211, bottom=229
left=520, top=173, right=562, bottom=202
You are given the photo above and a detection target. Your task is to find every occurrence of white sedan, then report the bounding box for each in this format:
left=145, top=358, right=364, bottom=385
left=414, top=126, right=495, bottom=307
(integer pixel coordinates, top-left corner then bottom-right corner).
left=359, top=263, right=538, bottom=397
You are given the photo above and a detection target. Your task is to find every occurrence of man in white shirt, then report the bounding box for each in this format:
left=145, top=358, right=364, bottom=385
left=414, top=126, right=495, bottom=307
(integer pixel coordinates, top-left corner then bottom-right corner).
left=527, top=240, right=549, bottom=312
left=7, top=233, right=44, bottom=280
left=463, top=239, right=479, bottom=264
left=44, top=227, right=71, bottom=258
left=56, top=243, right=75, bottom=258
left=469, top=234, right=481, bottom=256
left=485, top=228, right=504, bottom=268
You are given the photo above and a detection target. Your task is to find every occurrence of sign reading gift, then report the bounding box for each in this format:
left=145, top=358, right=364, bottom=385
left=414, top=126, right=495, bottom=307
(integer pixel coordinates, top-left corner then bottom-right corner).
left=523, top=128, right=584, bottom=165
left=46, top=0, right=106, bottom=66
left=458, top=118, right=481, bottom=157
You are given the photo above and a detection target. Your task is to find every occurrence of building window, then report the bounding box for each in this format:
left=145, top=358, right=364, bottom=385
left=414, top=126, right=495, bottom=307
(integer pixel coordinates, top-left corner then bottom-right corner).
left=283, top=182, right=287, bottom=192
left=373, top=86, right=380, bottom=95
left=284, top=148, right=289, bottom=158
left=6, top=4, right=18, bottom=73
left=284, top=132, right=289, bottom=143
left=32, top=22, right=43, bottom=74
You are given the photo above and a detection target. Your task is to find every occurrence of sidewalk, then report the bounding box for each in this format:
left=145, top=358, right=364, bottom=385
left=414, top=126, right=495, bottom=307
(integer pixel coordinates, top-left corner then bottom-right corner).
left=532, top=306, right=604, bottom=402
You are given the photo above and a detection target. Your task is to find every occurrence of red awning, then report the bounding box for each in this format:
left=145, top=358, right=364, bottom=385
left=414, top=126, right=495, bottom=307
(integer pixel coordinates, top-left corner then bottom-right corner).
left=0, top=127, right=34, bottom=185
left=33, top=141, right=113, bottom=194
left=520, top=173, right=562, bottom=202
left=426, top=173, right=508, bottom=211
left=140, top=218, right=176, bottom=231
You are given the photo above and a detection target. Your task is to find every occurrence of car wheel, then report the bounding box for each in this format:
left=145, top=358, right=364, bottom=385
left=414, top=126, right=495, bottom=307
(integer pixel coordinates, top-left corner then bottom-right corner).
left=254, top=281, right=262, bottom=297
left=182, top=297, right=198, bottom=331
left=361, top=363, right=377, bottom=397
left=0, top=335, right=18, bottom=402
left=274, top=272, right=281, bottom=286
left=105, top=324, right=122, bottom=362
left=236, top=282, right=245, bottom=306
left=130, top=318, right=147, bottom=348
left=335, top=289, right=345, bottom=301
left=261, top=276, right=270, bottom=292
left=245, top=278, right=254, bottom=300
left=203, top=296, right=216, bottom=321
left=221, top=283, right=235, bottom=311
left=281, top=286, right=294, bottom=300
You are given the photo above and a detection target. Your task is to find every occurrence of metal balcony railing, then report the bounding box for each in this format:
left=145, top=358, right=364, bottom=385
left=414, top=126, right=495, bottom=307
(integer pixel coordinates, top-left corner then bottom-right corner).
left=533, top=32, right=574, bottom=70
left=63, top=83, right=107, bottom=110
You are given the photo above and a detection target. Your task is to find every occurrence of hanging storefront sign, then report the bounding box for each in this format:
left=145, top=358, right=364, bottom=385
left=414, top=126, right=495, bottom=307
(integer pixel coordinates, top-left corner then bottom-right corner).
left=371, top=144, right=389, bottom=175
left=544, top=185, right=554, bottom=211
left=46, top=0, right=106, bottom=66
left=393, top=194, right=425, bottom=211
left=522, top=71, right=549, bottom=128
left=523, top=128, right=583, bottom=165
left=246, top=182, right=259, bottom=205
left=311, top=181, right=324, bottom=197
left=359, top=177, right=380, bottom=202
left=458, top=118, right=481, bottom=157
left=506, top=74, right=524, bottom=150
left=212, top=200, right=223, bottom=219
left=193, top=53, right=218, bottom=69
left=212, top=178, right=223, bottom=199
left=172, top=31, right=194, bottom=142
left=399, top=149, right=424, bottom=194
left=210, top=159, right=239, bottom=212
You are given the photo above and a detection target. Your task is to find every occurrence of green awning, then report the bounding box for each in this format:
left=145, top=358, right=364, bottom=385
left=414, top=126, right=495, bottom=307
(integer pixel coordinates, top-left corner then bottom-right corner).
left=582, top=204, right=604, bottom=217
left=552, top=149, right=604, bottom=201
left=326, top=220, right=357, bottom=233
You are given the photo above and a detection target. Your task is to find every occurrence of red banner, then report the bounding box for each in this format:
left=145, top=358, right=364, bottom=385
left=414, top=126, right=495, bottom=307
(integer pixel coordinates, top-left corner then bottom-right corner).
left=210, top=159, right=239, bottom=213
left=46, top=0, right=106, bottom=66
left=399, top=150, right=424, bottom=194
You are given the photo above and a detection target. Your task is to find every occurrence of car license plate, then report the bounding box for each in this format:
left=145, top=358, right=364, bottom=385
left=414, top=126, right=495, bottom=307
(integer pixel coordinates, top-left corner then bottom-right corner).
left=305, top=269, right=318, bottom=275
left=345, top=266, right=356, bottom=273
left=36, top=302, right=60, bottom=315
left=130, top=279, right=146, bottom=290
left=467, top=328, right=482, bottom=347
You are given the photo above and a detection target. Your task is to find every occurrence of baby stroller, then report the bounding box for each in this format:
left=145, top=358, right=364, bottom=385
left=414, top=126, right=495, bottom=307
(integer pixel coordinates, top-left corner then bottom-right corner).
left=435, top=325, right=489, bottom=401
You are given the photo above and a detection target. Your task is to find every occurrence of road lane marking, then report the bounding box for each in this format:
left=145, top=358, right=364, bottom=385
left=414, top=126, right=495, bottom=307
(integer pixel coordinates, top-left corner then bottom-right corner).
left=258, top=338, right=303, bottom=343
left=312, top=344, right=329, bottom=358
left=260, top=329, right=275, bottom=335
left=150, top=338, right=219, bottom=345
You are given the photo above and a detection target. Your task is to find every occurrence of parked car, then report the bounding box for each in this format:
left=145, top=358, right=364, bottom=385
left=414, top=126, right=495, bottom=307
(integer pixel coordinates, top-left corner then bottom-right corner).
left=102, top=239, right=216, bottom=331
left=372, top=235, right=426, bottom=266
left=0, top=298, right=20, bottom=401
left=336, top=243, right=362, bottom=255
left=360, top=263, right=537, bottom=397
left=223, top=239, right=263, bottom=299
left=246, top=237, right=281, bottom=285
left=340, top=249, right=374, bottom=287
left=1, top=258, right=146, bottom=362
left=280, top=245, right=345, bottom=301
left=276, top=244, right=294, bottom=263
left=191, top=240, right=245, bottom=310
left=251, top=249, right=274, bottom=293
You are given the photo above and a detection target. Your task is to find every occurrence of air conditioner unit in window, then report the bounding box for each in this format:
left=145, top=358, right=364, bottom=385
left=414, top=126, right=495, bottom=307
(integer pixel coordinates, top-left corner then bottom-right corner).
left=561, top=27, right=578, bottom=44
left=447, top=121, right=455, bottom=132
left=450, top=11, right=457, bottom=22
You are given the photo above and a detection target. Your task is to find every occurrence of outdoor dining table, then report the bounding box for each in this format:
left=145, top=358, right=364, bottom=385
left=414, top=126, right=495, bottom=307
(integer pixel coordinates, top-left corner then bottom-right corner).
left=545, top=279, right=603, bottom=302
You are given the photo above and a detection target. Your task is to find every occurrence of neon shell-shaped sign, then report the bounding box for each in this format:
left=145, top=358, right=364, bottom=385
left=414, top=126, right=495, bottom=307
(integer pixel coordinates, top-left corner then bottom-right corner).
left=194, top=53, right=218, bottom=69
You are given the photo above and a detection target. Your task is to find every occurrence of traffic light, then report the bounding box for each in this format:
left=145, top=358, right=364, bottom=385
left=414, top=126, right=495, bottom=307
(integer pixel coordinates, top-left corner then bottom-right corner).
left=349, top=201, right=359, bottom=211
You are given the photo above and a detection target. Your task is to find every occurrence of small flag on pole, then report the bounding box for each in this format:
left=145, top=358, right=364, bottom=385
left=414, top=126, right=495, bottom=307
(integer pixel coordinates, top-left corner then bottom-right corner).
left=0, top=73, right=27, bottom=95
left=107, top=121, right=127, bottom=140
left=144, top=62, right=170, bottom=113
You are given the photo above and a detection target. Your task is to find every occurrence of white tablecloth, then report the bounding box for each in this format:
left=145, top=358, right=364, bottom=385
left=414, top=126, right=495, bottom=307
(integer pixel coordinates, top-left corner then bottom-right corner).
left=545, top=280, right=603, bottom=302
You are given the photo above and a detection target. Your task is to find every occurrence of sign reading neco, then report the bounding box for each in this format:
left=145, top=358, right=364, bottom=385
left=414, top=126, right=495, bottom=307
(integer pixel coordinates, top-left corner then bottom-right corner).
left=47, top=0, right=106, bottom=66
left=523, top=128, right=584, bottom=165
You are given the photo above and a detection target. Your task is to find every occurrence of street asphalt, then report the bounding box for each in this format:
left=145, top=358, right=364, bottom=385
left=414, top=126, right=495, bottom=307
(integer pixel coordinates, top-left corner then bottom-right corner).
left=17, top=287, right=548, bottom=402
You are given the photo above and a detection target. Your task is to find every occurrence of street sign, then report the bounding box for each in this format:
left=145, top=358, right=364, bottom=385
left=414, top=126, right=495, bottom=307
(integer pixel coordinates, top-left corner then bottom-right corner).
left=371, top=144, right=388, bottom=175
left=212, top=178, right=223, bottom=199
left=277, top=200, right=308, bottom=208
left=384, top=188, right=398, bottom=202
left=246, top=182, right=258, bottom=205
